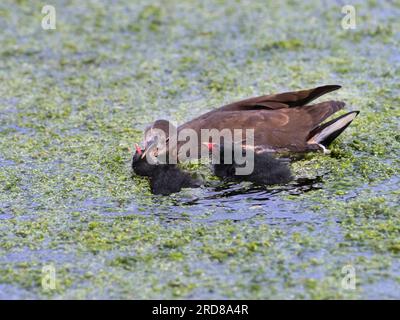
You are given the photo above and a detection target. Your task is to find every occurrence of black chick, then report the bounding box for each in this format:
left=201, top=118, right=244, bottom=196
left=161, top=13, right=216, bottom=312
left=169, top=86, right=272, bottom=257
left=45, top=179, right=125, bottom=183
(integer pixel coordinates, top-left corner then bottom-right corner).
left=131, top=144, right=155, bottom=177
left=211, top=143, right=293, bottom=185
left=131, top=144, right=201, bottom=195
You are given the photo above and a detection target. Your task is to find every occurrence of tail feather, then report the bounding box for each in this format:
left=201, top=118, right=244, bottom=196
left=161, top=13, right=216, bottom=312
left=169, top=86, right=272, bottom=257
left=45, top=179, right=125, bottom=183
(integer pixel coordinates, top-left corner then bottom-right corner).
left=307, top=111, right=359, bottom=147
left=304, top=100, right=345, bottom=128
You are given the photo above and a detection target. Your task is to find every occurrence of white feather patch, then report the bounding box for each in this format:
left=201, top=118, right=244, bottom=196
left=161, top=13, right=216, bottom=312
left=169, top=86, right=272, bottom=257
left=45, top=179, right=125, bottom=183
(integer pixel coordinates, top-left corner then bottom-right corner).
left=309, top=112, right=357, bottom=144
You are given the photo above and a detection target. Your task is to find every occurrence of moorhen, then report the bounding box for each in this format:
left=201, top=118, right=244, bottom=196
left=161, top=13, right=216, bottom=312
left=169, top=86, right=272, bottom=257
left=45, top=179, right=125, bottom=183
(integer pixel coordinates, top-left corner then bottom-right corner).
left=142, top=85, right=359, bottom=158
left=133, top=85, right=360, bottom=194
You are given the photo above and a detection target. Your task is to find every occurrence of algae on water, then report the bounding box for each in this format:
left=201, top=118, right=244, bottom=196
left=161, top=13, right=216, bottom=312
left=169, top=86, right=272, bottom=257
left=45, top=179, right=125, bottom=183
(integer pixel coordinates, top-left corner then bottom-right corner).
left=0, top=0, right=399, bottom=299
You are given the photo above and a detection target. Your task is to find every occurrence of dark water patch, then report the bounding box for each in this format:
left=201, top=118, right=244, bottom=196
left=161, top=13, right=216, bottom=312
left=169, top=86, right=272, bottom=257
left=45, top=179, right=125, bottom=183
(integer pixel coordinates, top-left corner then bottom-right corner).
left=0, top=124, right=36, bottom=136
left=0, top=98, right=20, bottom=109
left=0, top=248, right=74, bottom=265
left=177, top=176, right=323, bottom=207
left=0, top=156, right=15, bottom=168
left=0, top=284, right=37, bottom=300
left=127, top=176, right=327, bottom=228
left=335, top=176, right=400, bottom=203
left=0, top=213, right=13, bottom=220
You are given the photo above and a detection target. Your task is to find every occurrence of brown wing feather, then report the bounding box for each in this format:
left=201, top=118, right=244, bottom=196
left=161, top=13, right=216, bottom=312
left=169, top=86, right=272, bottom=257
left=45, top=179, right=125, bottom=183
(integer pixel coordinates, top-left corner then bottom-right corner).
left=216, top=85, right=341, bottom=111
left=178, top=85, right=342, bottom=131
left=176, top=100, right=346, bottom=152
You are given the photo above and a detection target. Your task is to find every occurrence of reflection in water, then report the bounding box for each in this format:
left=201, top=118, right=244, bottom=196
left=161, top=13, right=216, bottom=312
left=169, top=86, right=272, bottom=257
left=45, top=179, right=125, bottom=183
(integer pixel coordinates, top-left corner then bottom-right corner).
left=175, top=175, right=323, bottom=207
left=150, top=174, right=326, bottom=224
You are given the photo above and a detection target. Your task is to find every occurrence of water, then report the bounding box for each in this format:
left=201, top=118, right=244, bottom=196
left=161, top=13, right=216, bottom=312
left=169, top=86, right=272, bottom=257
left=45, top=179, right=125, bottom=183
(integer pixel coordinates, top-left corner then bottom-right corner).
left=0, top=0, right=399, bottom=299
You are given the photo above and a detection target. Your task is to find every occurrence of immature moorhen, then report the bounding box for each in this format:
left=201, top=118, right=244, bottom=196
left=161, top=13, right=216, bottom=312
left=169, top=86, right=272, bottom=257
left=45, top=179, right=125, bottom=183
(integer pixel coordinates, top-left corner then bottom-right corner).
left=131, top=144, right=201, bottom=195
left=133, top=85, right=360, bottom=194
left=142, top=85, right=359, bottom=157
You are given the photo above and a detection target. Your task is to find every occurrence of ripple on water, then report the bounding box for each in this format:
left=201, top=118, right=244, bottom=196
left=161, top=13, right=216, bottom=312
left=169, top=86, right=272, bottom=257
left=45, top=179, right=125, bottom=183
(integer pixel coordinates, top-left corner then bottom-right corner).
left=143, top=175, right=325, bottom=225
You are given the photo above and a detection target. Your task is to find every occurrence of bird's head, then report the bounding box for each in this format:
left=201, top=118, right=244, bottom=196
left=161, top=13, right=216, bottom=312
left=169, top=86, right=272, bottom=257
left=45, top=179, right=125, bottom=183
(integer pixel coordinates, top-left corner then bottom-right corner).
left=131, top=140, right=166, bottom=176
left=202, top=141, right=238, bottom=163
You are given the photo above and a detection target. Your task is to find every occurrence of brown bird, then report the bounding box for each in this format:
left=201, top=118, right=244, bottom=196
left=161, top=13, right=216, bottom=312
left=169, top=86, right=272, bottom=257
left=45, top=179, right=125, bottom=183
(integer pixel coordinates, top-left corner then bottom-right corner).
left=139, top=85, right=359, bottom=160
